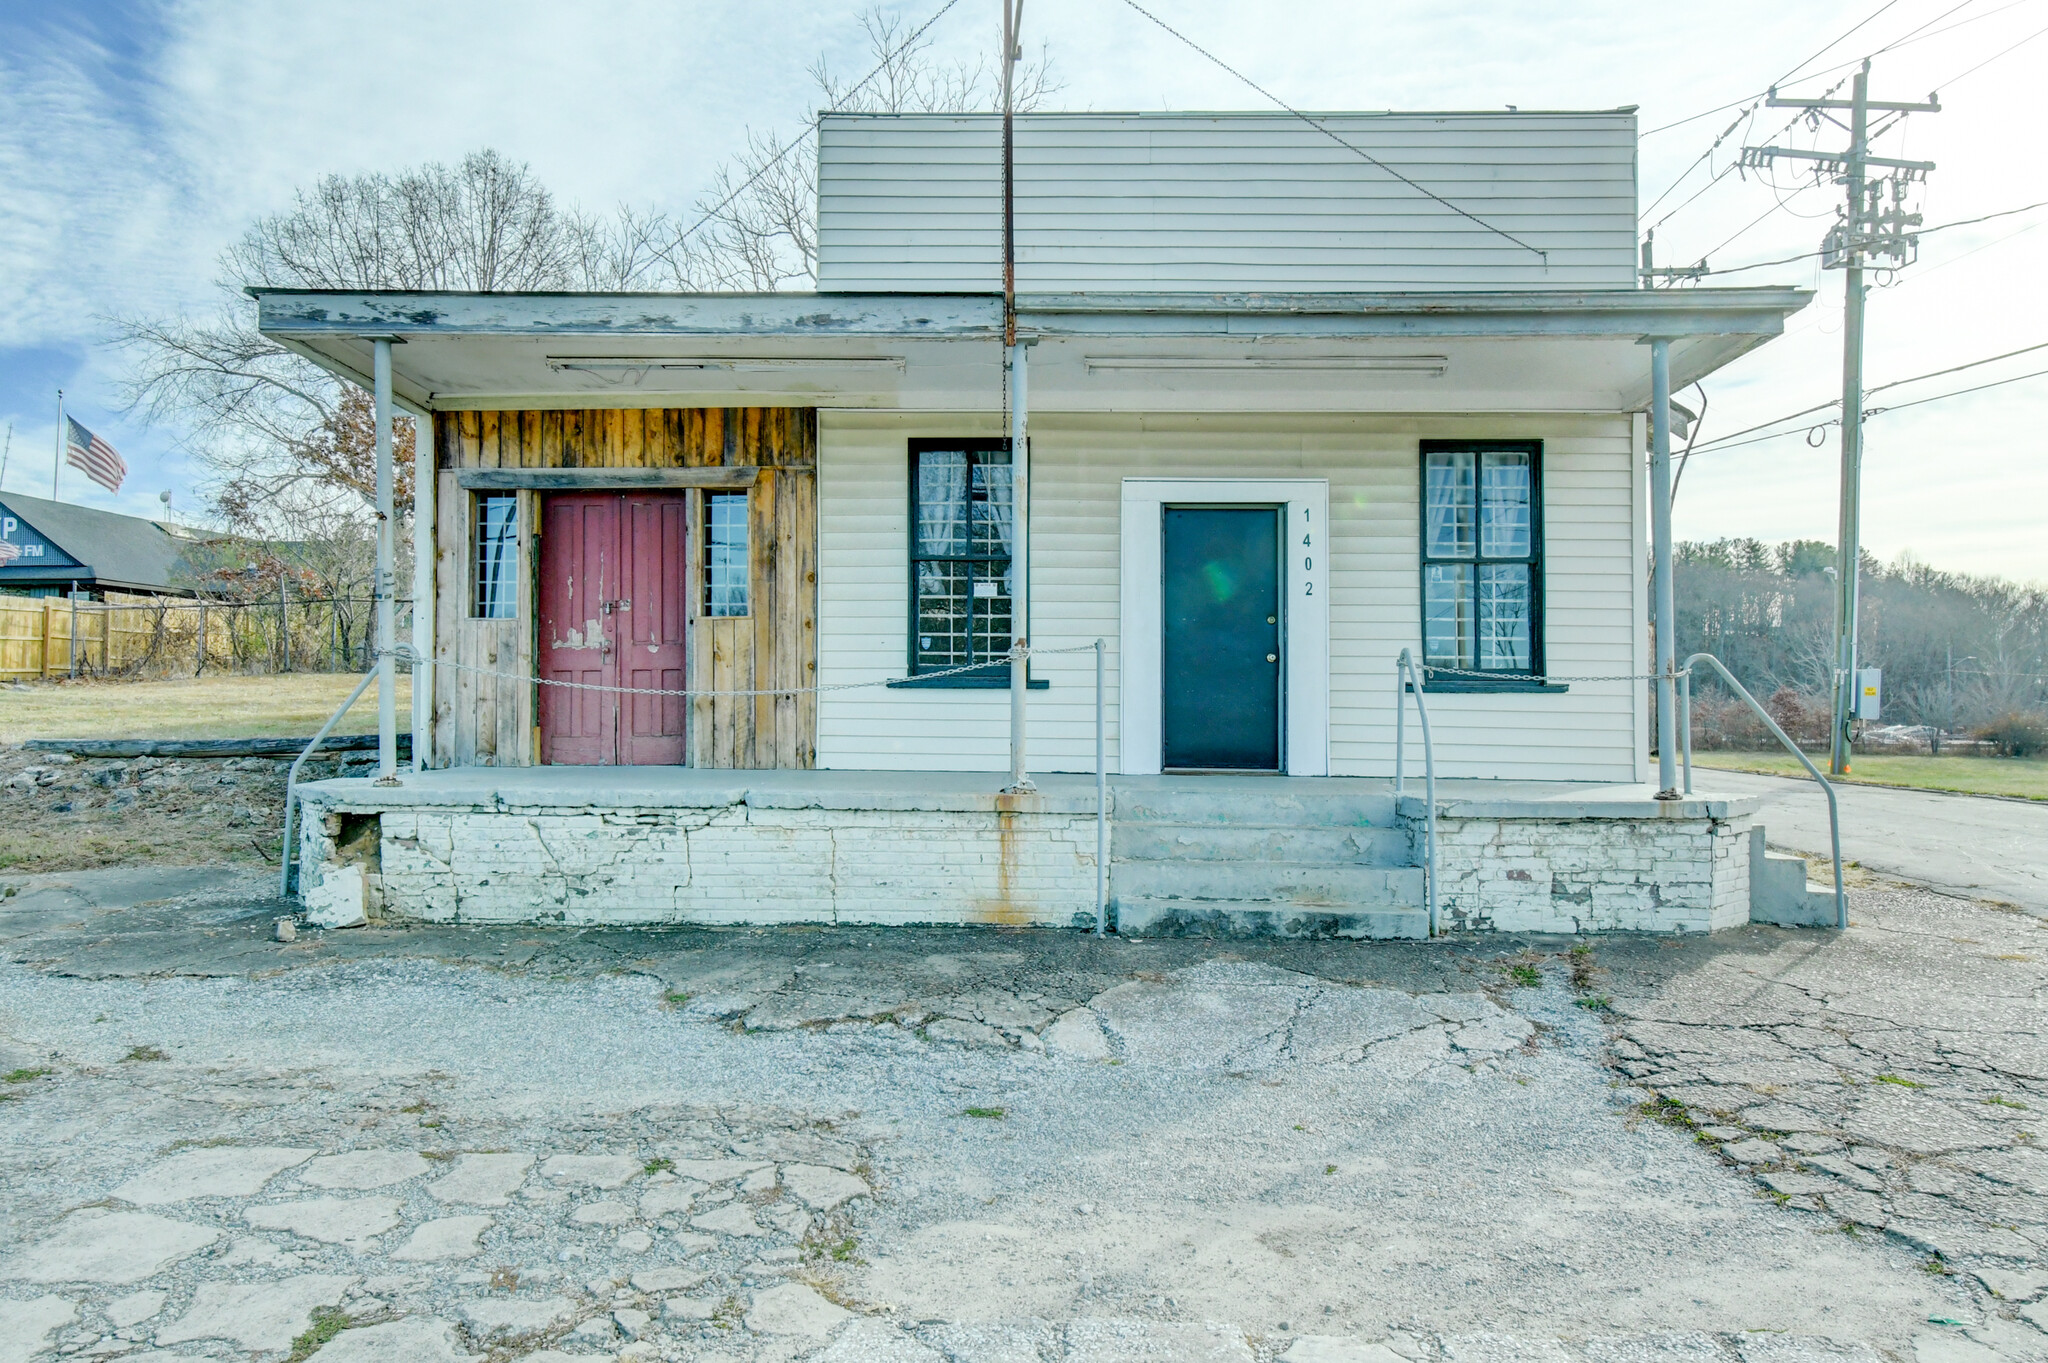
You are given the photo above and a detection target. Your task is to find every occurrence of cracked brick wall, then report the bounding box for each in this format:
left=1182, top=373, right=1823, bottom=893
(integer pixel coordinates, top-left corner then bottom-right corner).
left=1428, top=812, right=1752, bottom=934
left=308, top=802, right=1100, bottom=928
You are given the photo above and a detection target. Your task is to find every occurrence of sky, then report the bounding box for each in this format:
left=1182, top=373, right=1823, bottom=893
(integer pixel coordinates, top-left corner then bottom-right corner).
left=2, top=0, right=2044, bottom=581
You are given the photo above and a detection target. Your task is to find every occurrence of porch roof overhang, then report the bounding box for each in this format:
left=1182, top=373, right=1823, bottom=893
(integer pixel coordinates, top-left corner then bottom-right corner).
left=252, top=286, right=1810, bottom=416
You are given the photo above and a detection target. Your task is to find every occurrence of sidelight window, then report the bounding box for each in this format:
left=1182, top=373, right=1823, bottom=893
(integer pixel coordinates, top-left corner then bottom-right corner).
left=1419, top=441, right=1543, bottom=681
left=471, top=493, right=518, bottom=619
left=907, top=440, right=1013, bottom=681
left=703, top=492, right=749, bottom=617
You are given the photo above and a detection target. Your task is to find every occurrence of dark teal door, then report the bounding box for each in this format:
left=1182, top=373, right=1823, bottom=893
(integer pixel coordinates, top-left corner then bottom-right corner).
left=1162, top=507, right=1281, bottom=770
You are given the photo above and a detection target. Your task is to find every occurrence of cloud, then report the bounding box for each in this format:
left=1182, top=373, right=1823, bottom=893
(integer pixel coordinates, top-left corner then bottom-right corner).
left=1, top=0, right=2042, bottom=577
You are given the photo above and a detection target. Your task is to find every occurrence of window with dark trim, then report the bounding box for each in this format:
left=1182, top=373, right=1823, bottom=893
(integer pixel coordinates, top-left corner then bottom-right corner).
left=1419, top=440, right=1552, bottom=690
left=900, top=439, right=1040, bottom=688
left=471, top=493, right=518, bottom=619
left=703, top=492, right=749, bottom=617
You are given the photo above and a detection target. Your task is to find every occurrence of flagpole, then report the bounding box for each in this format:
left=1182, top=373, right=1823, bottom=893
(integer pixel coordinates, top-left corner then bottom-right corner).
left=52, top=390, right=63, bottom=500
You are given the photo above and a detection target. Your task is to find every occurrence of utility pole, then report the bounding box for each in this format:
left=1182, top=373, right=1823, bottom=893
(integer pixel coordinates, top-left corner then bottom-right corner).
left=1743, top=61, right=1938, bottom=775
left=1639, top=229, right=1707, bottom=287
left=1001, top=0, right=1034, bottom=794
left=52, top=390, right=64, bottom=500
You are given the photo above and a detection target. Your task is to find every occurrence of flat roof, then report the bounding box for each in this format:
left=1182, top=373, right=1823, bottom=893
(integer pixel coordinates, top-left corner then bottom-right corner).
left=250, top=286, right=1810, bottom=416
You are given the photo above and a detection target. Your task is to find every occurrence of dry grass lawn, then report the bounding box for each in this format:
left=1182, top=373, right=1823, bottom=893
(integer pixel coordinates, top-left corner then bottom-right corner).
left=1691, top=749, right=2048, bottom=800
left=0, top=672, right=410, bottom=745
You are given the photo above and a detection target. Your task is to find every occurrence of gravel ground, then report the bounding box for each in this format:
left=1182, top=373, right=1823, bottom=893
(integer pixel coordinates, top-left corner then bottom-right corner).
left=1, top=867, right=2043, bottom=1362
left=0, top=748, right=380, bottom=874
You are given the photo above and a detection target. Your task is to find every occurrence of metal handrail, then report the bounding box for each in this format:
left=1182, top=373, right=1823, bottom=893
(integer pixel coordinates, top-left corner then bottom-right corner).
left=1680, top=652, right=1847, bottom=929
left=1394, top=648, right=1438, bottom=937
left=278, top=669, right=380, bottom=897
left=1094, top=637, right=1108, bottom=937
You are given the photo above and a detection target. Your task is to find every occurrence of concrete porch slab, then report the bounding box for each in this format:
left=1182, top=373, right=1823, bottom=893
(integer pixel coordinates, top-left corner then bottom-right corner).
left=1395, top=781, right=1763, bottom=821
left=297, top=766, right=1108, bottom=816
left=289, top=769, right=1772, bottom=935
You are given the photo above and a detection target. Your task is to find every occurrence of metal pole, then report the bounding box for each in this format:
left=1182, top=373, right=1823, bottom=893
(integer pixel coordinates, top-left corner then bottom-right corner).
left=1680, top=669, right=1693, bottom=795
left=1687, top=652, right=1846, bottom=929
left=372, top=339, right=400, bottom=785
left=1095, top=637, right=1107, bottom=936
left=1830, top=62, right=1872, bottom=779
left=68, top=580, right=78, bottom=679
left=408, top=404, right=435, bottom=771
left=1000, top=1, right=1032, bottom=796
left=1005, top=341, right=1033, bottom=792
left=51, top=391, right=62, bottom=500
left=1649, top=337, right=1679, bottom=798
left=1394, top=657, right=1406, bottom=798
left=279, top=575, right=291, bottom=673
left=1397, top=650, right=1438, bottom=937
left=281, top=668, right=380, bottom=898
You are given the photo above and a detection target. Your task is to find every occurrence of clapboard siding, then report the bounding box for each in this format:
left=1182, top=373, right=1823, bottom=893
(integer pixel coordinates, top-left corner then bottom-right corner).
left=817, top=112, right=1638, bottom=293
left=431, top=408, right=817, bottom=770
left=815, top=411, right=1642, bottom=781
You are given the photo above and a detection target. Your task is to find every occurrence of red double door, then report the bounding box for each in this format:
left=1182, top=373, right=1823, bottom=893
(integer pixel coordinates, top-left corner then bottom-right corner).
left=538, top=493, right=688, bottom=765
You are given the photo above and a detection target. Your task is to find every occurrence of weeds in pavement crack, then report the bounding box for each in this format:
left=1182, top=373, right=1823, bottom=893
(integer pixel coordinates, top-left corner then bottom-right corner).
left=287, top=1306, right=350, bottom=1361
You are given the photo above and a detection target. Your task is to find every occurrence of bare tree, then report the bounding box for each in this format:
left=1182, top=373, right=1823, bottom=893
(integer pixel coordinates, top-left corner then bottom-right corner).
left=112, top=13, right=1060, bottom=531
left=113, top=152, right=684, bottom=536
left=673, top=7, right=1061, bottom=289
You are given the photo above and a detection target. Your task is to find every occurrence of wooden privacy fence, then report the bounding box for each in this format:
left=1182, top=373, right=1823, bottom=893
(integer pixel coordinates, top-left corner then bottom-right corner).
left=0, top=594, right=144, bottom=680
left=0, top=594, right=410, bottom=682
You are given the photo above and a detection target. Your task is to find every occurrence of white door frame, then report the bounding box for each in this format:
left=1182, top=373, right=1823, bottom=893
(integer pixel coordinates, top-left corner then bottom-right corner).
left=1119, top=478, right=1330, bottom=776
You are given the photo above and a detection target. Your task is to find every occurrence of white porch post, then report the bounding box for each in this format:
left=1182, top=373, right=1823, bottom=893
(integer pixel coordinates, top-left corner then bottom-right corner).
left=1649, top=337, right=1679, bottom=799
left=373, top=339, right=400, bottom=786
left=1006, top=339, right=1033, bottom=792
left=407, top=400, right=434, bottom=772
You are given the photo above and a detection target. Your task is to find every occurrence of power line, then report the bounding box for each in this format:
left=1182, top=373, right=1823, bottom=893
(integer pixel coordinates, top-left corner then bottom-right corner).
left=1691, top=198, right=2048, bottom=276
left=1641, top=75, right=1848, bottom=230
left=1932, top=16, right=2048, bottom=82
left=1869, top=0, right=1986, bottom=59
left=1867, top=362, right=2048, bottom=413
left=1777, top=0, right=1906, bottom=86
left=1871, top=338, right=2048, bottom=394
left=1643, top=0, right=2040, bottom=137
left=1116, top=0, right=1548, bottom=262
left=1688, top=340, right=2048, bottom=453
left=671, top=0, right=965, bottom=249
left=1641, top=110, right=1758, bottom=222
left=1677, top=364, right=2048, bottom=455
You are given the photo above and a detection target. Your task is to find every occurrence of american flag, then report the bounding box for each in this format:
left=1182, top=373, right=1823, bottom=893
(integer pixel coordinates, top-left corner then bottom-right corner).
left=66, top=417, right=127, bottom=494
left=0, top=539, right=19, bottom=563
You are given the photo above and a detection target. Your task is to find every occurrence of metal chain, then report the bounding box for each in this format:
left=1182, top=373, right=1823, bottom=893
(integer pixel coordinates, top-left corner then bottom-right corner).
left=378, top=641, right=1104, bottom=700
left=1419, top=663, right=1691, bottom=684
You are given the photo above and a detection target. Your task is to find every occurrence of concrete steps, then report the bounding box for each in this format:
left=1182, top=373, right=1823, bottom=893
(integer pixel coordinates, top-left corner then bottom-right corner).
left=1110, top=779, right=1424, bottom=939
left=1748, top=826, right=1839, bottom=927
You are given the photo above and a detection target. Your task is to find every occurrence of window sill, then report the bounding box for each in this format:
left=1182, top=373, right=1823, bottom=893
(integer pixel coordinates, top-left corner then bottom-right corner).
left=888, top=673, right=1049, bottom=690
left=1415, top=677, right=1569, bottom=695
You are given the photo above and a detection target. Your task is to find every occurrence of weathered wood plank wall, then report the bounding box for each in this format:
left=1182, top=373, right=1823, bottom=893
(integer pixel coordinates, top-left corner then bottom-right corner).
left=431, top=408, right=817, bottom=769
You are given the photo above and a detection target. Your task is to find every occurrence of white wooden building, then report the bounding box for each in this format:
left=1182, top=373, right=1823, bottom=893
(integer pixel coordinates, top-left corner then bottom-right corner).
left=267, top=111, right=1830, bottom=937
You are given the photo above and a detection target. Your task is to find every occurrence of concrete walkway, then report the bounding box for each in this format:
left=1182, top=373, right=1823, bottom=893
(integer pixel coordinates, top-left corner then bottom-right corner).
left=1704, top=767, right=2048, bottom=915
left=4, top=867, right=2043, bottom=1358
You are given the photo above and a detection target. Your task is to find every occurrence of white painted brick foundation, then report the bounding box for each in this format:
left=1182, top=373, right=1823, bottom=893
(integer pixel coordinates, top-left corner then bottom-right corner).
left=1417, top=806, right=1754, bottom=934
left=296, top=770, right=1101, bottom=928
left=294, top=770, right=1763, bottom=935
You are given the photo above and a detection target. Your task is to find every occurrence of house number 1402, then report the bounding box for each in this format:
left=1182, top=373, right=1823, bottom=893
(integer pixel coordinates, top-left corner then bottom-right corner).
left=1302, top=507, right=1313, bottom=593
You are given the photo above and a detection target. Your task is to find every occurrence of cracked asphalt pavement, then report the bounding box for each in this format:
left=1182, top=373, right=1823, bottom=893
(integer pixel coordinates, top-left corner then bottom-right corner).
left=1, top=866, right=2044, bottom=1362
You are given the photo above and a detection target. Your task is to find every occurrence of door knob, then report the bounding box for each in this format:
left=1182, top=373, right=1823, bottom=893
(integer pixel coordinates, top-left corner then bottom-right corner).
left=1267, top=653, right=1277, bottom=663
